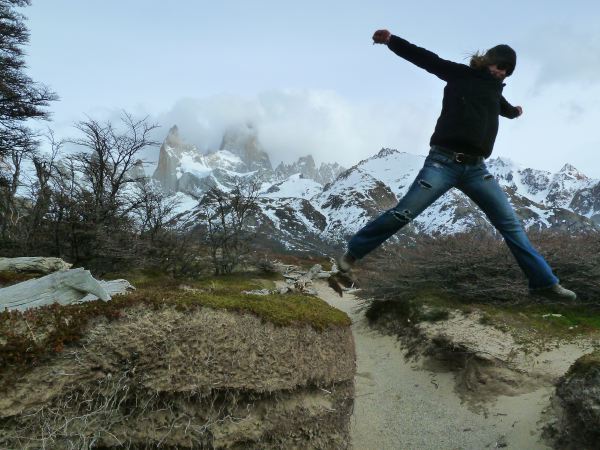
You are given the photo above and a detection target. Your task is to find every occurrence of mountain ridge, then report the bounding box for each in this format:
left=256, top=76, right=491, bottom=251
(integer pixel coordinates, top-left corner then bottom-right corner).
left=151, top=127, right=600, bottom=253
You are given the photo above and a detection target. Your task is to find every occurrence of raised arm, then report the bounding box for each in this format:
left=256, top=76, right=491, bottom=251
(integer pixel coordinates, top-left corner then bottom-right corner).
left=500, top=96, right=522, bottom=119
left=373, top=29, right=466, bottom=81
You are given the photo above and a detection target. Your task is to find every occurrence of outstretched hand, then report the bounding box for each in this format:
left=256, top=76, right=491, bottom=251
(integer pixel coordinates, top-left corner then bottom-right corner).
left=372, top=29, right=391, bottom=45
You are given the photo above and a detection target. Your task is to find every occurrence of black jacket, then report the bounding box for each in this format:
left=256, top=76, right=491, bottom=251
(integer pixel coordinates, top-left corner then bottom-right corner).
left=388, top=35, right=521, bottom=157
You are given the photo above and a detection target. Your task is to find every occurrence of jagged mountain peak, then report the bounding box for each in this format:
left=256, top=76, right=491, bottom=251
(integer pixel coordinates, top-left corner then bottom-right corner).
left=219, top=122, right=272, bottom=171
left=275, top=155, right=345, bottom=185
left=355, top=147, right=401, bottom=167
left=558, top=163, right=587, bottom=180
left=162, top=125, right=196, bottom=153
left=219, top=122, right=256, bottom=150
left=296, top=155, right=316, bottom=167
left=375, top=147, right=400, bottom=158
left=487, top=156, right=521, bottom=174
left=165, top=124, right=180, bottom=141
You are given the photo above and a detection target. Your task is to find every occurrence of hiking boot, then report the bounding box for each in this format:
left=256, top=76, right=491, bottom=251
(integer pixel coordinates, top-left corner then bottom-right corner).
left=336, top=252, right=356, bottom=273
left=530, top=283, right=577, bottom=302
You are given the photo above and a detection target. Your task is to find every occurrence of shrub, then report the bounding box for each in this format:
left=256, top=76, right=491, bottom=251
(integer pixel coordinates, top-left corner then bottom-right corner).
left=357, top=230, right=600, bottom=310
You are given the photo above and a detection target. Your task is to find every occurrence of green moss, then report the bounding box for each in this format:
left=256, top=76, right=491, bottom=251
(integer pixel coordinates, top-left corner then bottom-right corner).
left=0, top=273, right=350, bottom=392
left=566, top=350, right=600, bottom=377
left=478, top=303, right=600, bottom=339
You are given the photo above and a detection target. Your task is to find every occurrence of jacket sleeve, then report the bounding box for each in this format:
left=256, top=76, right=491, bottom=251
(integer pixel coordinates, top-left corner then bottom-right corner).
left=500, top=96, right=520, bottom=119
left=387, top=35, right=466, bottom=81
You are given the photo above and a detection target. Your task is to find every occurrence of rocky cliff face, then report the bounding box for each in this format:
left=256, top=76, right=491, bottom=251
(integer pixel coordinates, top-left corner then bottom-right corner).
left=275, top=155, right=345, bottom=185
left=219, top=123, right=272, bottom=172
left=570, top=181, right=600, bottom=224
left=153, top=125, right=206, bottom=194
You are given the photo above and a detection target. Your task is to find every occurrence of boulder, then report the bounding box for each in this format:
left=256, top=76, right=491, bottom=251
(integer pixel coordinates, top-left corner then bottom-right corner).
left=548, top=350, right=600, bottom=449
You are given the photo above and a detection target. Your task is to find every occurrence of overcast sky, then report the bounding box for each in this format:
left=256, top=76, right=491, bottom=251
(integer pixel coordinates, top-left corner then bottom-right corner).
left=23, top=0, right=600, bottom=177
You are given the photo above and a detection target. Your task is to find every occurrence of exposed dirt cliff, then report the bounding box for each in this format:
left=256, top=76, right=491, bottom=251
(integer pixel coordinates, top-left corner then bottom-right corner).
left=0, top=276, right=356, bottom=449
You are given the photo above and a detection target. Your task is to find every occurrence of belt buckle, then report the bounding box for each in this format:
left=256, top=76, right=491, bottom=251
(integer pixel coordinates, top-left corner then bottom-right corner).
left=454, top=152, right=466, bottom=163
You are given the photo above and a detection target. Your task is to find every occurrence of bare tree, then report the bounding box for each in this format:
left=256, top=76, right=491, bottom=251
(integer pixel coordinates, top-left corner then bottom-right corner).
left=131, top=178, right=181, bottom=242
left=198, top=177, right=262, bottom=274
left=69, top=112, right=159, bottom=226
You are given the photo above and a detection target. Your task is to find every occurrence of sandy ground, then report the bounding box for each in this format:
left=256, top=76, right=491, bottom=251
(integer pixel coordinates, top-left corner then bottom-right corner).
left=315, top=282, right=554, bottom=450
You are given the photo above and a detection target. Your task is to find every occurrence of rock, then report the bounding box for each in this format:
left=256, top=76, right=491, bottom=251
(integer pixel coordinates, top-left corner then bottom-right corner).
left=274, top=155, right=345, bottom=185
left=0, top=257, right=72, bottom=274
left=550, top=350, right=600, bottom=449
left=0, top=268, right=111, bottom=312
left=219, top=123, right=272, bottom=171
left=152, top=125, right=196, bottom=194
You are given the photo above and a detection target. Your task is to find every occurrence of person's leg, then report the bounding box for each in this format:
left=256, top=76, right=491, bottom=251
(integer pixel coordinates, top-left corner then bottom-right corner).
left=347, top=153, right=458, bottom=260
left=457, top=164, right=558, bottom=289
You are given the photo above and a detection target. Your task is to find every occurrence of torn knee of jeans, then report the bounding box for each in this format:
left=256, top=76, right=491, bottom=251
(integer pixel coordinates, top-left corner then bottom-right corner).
left=483, top=174, right=494, bottom=181
left=391, top=209, right=412, bottom=222
left=418, top=179, right=433, bottom=189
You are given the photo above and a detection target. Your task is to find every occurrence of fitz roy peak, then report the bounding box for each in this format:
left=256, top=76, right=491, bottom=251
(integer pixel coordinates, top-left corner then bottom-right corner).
left=152, top=124, right=345, bottom=197
left=152, top=127, right=600, bottom=253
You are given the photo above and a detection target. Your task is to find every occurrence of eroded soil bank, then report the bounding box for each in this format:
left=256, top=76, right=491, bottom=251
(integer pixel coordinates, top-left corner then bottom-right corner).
left=315, top=282, right=598, bottom=450
left=0, top=304, right=355, bottom=449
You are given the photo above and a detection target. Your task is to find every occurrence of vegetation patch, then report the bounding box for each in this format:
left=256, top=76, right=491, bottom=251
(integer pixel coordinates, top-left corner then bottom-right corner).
left=364, top=287, right=600, bottom=338
left=565, top=349, right=600, bottom=377
left=1, top=272, right=350, bottom=392
left=357, top=232, right=600, bottom=343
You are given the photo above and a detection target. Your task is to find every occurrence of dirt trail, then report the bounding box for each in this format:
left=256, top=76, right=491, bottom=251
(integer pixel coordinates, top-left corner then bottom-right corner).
left=315, top=282, right=554, bottom=450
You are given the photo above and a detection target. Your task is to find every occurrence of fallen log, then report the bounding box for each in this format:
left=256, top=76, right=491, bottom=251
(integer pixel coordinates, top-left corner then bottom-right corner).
left=0, top=268, right=111, bottom=312
left=0, top=257, right=72, bottom=274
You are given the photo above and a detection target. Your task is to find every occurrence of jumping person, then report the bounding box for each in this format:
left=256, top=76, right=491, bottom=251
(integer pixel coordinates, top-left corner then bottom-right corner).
left=337, top=29, right=576, bottom=301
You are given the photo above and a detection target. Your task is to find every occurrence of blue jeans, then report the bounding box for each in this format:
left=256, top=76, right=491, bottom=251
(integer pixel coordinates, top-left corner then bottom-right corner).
left=347, top=147, right=558, bottom=289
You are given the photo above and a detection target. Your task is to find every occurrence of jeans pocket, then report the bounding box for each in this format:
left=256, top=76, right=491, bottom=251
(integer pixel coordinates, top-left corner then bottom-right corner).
left=425, top=152, right=451, bottom=168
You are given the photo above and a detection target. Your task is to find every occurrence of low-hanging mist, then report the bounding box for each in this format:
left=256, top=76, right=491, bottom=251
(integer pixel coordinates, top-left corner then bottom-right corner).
left=150, top=89, right=433, bottom=167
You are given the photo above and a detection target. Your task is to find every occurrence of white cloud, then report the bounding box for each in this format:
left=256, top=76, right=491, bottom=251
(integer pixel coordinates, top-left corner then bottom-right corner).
left=520, top=25, right=600, bottom=88
left=152, top=89, right=434, bottom=168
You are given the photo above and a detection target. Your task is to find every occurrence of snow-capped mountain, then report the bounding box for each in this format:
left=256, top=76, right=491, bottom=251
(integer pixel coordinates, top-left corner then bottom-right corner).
left=153, top=125, right=345, bottom=197
left=152, top=127, right=600, bottom=253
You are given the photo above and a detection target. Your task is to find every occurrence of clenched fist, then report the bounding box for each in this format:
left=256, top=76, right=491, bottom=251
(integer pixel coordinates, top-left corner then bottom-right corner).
left=372, top=29, right=391, bottom=45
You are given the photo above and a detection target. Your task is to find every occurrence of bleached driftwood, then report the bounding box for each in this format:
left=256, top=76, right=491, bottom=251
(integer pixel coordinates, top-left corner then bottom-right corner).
left=0, top=268, right=112, bottom=312
left=278, top=264, right=323, bottom=296
left=0, top=257, right=72, bottom=274
left=79, top=279, right=135, bottom=303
